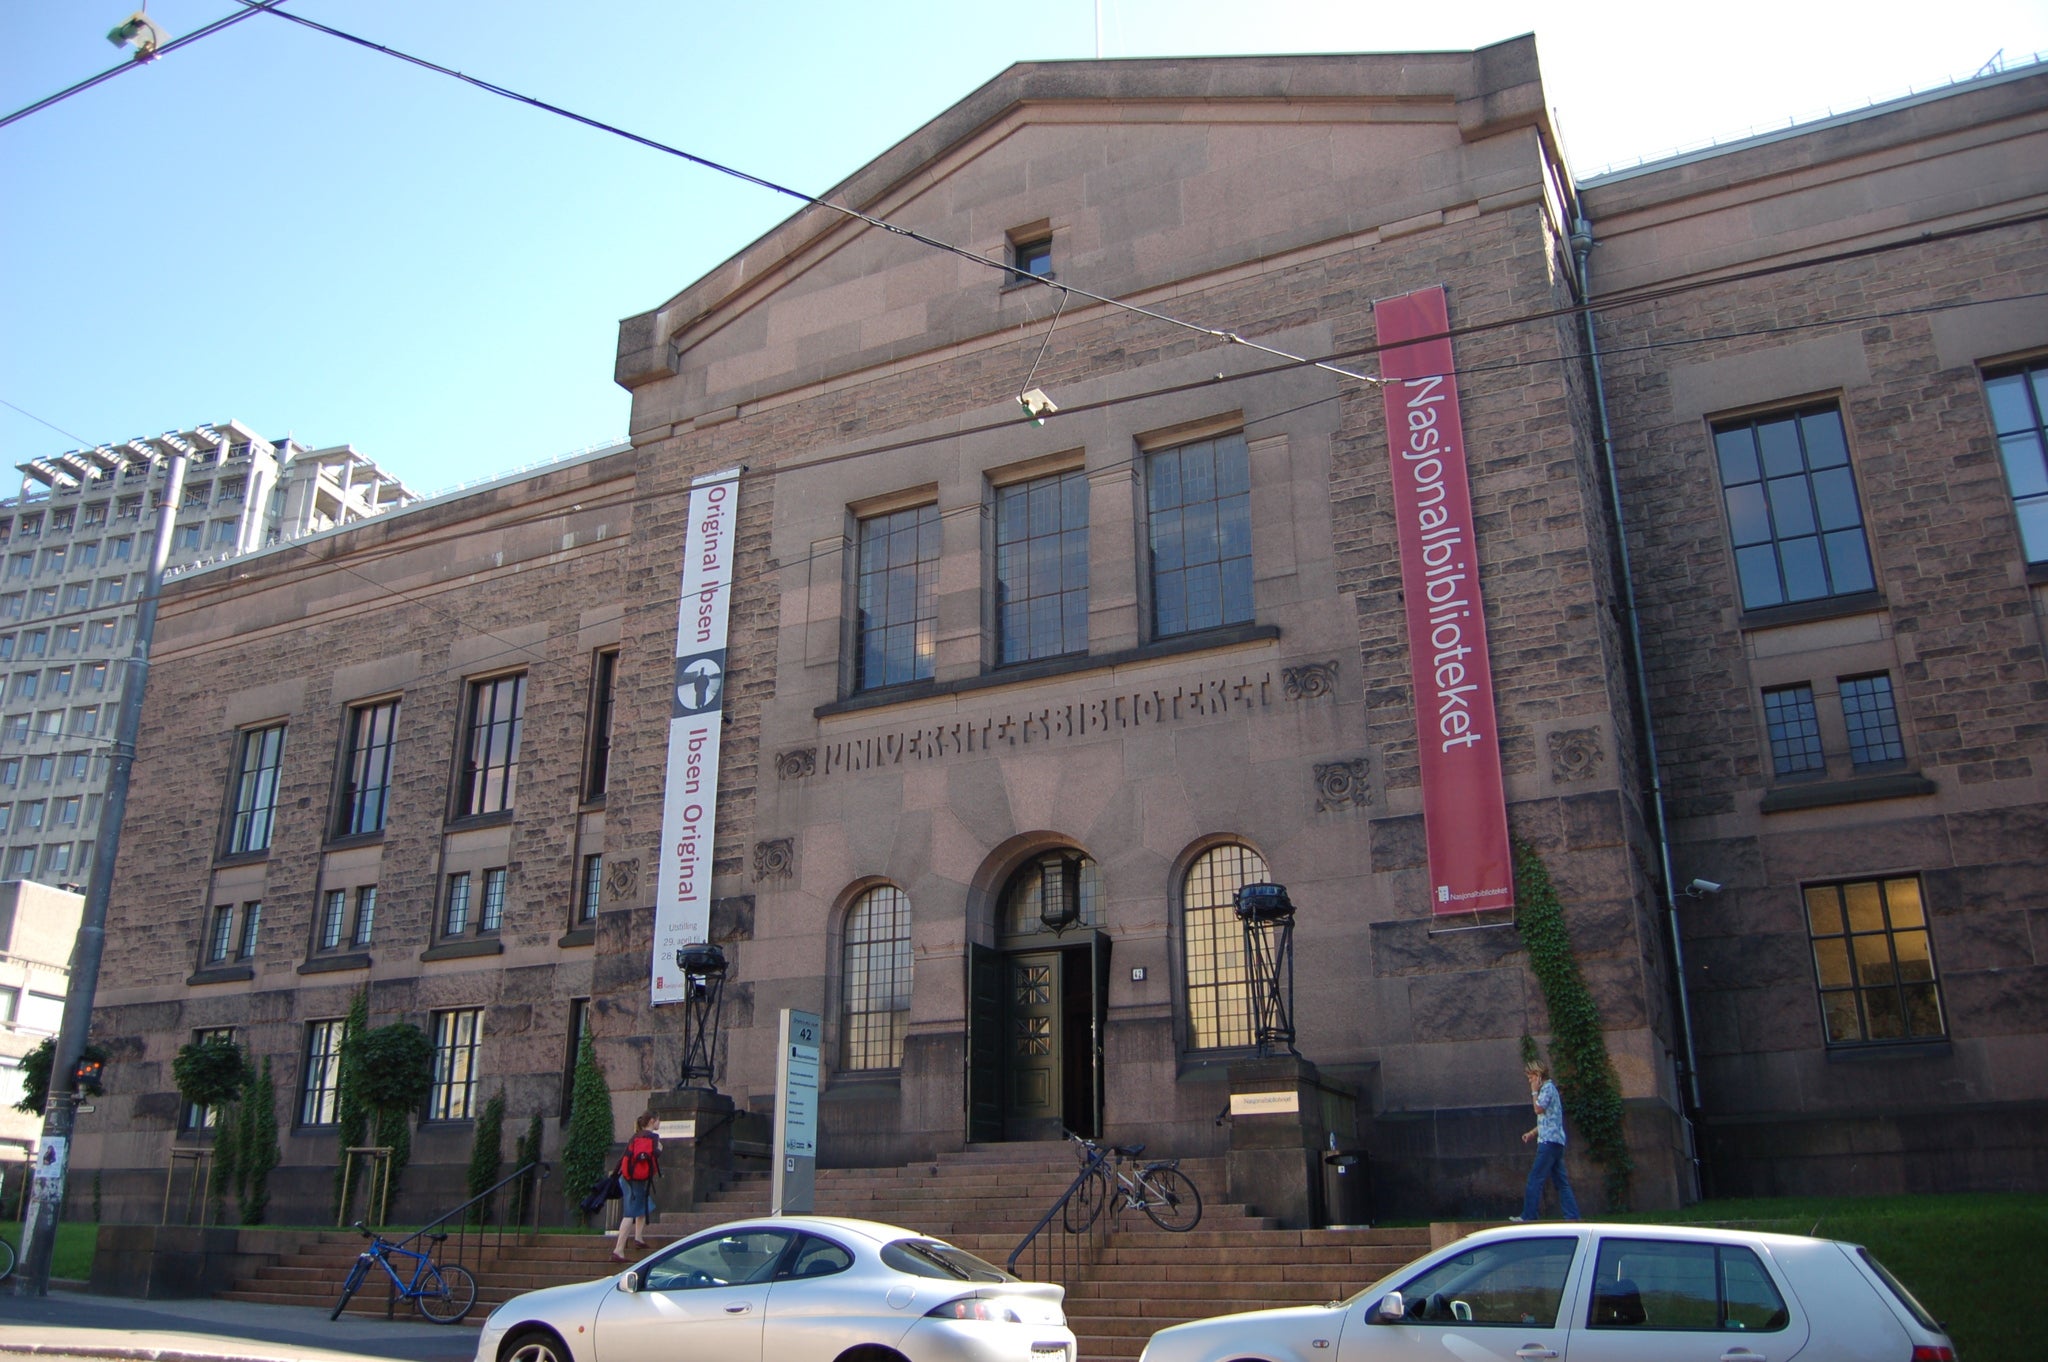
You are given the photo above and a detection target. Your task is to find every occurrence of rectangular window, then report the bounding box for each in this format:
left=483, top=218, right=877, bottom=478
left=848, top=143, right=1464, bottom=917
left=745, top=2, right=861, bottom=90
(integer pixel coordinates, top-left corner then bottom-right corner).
left=577, top=853, right=603, bottom=925
left=19, top=801, right=42, bottom=831
left=428, top=1008, right=484, bottom=1121
left=993, top=468, right=1089, bottom=664
left=299, top=1020, right=344, bottom=1126
left=29, top=588, right=54, bottom=616
left=84, top=662, right=107, bottom=691
left=319, top=890, right=347, bottom=950
left=584, top=649, right=617, bottom=799
left=0, top=807, right=10, bottom=834
left=0, top=760, right=17, bottom=787
left=12, top=673, right=35, bottom=701
left=352, top=885, right=376, bottom=946
left=41, top=842, right=73, bottom=878
left=54, top=796, right=80, bottom=826
left=76, top=542, right=98, bottom=568
left=458, top=674, right=525, bottom=816
left=86, top=620, right=113, bottom=648
left=236, top=901, right=261, bottom=960
left=1761, top=684, right=1825, bottom=777
left=97, top=577, right=125, bottom=605
left=1714, top=405, right=1875, bottom=610
left=29, top=756, right=52, bottom=785
left=1587, top=1238, right=1789, bottom=1333
left=226, top=724, right=286, bottom=854
left=855, top=504, right=941, bottom=689
left=0, top=595, right=19, bottom=619
left=206, top=905, right=235, bottom=963
left=3, top=848, right=33, bottom=879
left=48, top=666, right=71, bottom=696
left=61, top=584, right=89, bottom=611
left=1008, top=232, right=1053, bottom=282
left=174, top=524, right=201, bottom=551
left=337, top=699, right=399, bottom=837
left=181, top=1027, right=236, bottom=1131
left=1840, top=673, right=1906, bottom=768
left=1982, top=360, right=2048, bottom=563
left=23, top=630, right=45, bottom=657
left=83, top=504, right=106, bottom=528
left=1806, top=876, right=1944, bottom=1045
left=111, top=534, right=134, bottom=556
left=480, top=867, right=507, bottom=932
left=444, top=872, right=472, bottom=935
left=69, top=706, right=97, bottom=736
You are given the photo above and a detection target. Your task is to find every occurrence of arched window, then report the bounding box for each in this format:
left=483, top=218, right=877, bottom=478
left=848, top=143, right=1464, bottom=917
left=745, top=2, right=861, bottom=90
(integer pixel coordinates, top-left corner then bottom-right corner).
left=1181, top=843, right=1268, bottom=1050
left=842, top=885, right=913, bottom=1070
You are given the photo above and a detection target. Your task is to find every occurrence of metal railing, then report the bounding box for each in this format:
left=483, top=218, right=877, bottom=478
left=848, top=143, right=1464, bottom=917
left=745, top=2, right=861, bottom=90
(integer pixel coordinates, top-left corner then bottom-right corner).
left=376, top=1160, right=550, bottom=1317
left=1006, top=1142, right=1115, bottom=1287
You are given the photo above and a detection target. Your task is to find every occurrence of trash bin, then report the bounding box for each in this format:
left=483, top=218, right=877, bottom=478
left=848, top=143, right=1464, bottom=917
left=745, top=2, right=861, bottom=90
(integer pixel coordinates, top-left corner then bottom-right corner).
left=1323, top=1149, right=1371, bottom=1228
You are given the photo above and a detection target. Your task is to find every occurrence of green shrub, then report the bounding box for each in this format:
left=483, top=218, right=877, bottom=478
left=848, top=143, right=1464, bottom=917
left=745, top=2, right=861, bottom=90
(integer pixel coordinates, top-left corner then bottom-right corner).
left=236, top=1058, right=278, bottom=1224
left=466, top=1090, right=506, bottom=1225
left=356, top=1022, right=432, bottom=1217
left=561, top=1032, right=612, bottom=1224
left=13, top=1037, right=109, bottom=1116
left=510, top=1110, right=546, bottom=1226
left=332, top=991, right=370, bottom=1222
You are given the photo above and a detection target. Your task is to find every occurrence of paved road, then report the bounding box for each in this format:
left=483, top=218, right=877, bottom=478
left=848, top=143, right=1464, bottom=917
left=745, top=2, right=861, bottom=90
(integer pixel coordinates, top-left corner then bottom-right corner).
left=0, top=1287, right=476, bottom=1362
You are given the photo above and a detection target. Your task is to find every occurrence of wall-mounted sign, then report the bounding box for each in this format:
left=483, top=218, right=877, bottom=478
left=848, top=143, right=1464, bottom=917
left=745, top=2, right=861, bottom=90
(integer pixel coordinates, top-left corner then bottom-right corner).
left=772, top=1009, right=820, bottom=1214
left=1229, top=1091, right=1302, bottom=1116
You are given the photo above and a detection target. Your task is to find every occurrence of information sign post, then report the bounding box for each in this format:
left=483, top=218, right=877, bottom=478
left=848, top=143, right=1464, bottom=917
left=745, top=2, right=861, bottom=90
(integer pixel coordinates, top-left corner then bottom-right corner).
left=771, top=1009, right=820, bottom=1214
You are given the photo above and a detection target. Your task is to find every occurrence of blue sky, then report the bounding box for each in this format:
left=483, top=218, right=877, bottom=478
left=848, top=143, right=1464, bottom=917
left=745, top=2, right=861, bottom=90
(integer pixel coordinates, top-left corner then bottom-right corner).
left=5, top=1, right=2046, bottom=495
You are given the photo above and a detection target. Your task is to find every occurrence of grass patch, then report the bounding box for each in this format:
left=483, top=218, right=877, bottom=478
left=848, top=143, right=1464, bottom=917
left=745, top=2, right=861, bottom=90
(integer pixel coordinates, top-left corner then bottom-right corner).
left=1613, top=1193, right=2048, bottom=1362
left=0, top=1221, right=98, bottom=1281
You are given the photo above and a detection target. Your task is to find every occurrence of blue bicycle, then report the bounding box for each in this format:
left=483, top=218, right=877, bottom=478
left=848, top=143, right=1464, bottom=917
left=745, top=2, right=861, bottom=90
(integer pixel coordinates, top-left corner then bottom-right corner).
left=331, top=1221, right=477, bottom=1323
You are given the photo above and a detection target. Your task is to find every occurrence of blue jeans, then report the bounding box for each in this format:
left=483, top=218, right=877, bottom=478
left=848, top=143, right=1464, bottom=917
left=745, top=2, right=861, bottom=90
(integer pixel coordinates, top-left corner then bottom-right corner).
left=1522, top=1141, right=1581, bottom=1220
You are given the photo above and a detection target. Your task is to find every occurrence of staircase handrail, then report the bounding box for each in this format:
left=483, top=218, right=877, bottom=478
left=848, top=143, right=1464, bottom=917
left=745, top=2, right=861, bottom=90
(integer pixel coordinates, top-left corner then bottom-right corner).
left=394, top=1158, right=551, bottom=1251
left=1006, top=1136, right=1114, bottom=1284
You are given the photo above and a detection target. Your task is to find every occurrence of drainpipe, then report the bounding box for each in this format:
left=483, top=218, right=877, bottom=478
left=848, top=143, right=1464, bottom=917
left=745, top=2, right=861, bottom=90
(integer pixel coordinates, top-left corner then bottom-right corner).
left=1568, top=214, right=1706, bottom=1200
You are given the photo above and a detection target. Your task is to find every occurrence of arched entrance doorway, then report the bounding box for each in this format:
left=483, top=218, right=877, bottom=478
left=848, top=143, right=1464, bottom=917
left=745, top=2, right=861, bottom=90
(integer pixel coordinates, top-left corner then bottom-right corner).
left=967, top=849, right=1111, bottom=1143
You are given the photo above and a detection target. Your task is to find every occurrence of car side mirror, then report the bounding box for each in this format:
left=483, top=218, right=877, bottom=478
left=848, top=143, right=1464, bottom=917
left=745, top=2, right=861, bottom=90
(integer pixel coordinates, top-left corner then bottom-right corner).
left=1370, top=1291, right=1404, bottom=1323
left=618, top=1270, right=640, bottom=1293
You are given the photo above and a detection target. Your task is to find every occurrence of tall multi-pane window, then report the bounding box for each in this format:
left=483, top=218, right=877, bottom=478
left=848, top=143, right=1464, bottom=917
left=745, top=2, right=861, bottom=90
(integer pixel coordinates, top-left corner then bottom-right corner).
left=577, top=853, right=603, bottom=925
left=1182, top=844, right=1268, bottom=1050
left=1761, top=685, right=1825, bottom=777
left=855, top=505, right=941, bottom=690
left=584, top=649, right=618, bottom=800
left=993, top=469, right=1088, bottom=664
left=205, top=905, right=235, bottom=963
left=1148, top=432, right=1253, bottom=638
left=1805, top=877, right=1944, bottom=1045
left=236, top=902, right=262, bottom=960
left=458, top=674, right=525, bottom=816
left=180, top=1027, right=235, bottom=1131
left=428, top=1008, right=484, bottom=1120
left=444, top=873, right=472, bottom=935
left=226, top=724, right=286, bottom=854
left=480, top=868, right=507, bottom=932
left=1982, top=360, right=2048, bottom=563
left=1840, top=673, right=1906, bottom=768
left=1714, top=406, right=1875, bottom=610
left=300, top=1020, right=345, bottom=1125
left=337, top=699, right=399, bottom=837
left=318, top=890, right=347, bottom=950
left=353, top=886, right=377, bottom=947
left=841, top=886, right=913, bottom=1070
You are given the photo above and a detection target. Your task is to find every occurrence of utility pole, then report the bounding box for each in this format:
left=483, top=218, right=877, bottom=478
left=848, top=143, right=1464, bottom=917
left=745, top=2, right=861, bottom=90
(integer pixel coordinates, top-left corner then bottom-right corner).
left=14, top=436, right=189, bottom=1295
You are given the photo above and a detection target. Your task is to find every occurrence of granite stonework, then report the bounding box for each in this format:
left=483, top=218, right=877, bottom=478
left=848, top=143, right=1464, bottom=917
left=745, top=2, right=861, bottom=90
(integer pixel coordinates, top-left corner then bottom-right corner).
left=69, top=45, right=2048, bottom=1230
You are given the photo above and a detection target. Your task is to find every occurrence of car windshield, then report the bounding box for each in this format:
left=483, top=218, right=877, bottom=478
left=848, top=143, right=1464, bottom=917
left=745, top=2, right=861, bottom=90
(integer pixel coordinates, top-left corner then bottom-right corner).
left=881, top=1239, right=1015, bottom=1282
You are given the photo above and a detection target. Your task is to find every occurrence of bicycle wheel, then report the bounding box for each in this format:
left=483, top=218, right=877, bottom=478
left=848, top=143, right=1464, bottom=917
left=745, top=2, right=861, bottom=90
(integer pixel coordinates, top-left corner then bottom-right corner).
left=1061, top=1166, right=1109, bottom=1233
left=0, top=1234, right=15, bottom=1281
left=331, top=1257, right=370, bottom=1320
left=1138, top=1165, right=1203, bottom=1231
left=413, top=1262, right=477, bottom=1323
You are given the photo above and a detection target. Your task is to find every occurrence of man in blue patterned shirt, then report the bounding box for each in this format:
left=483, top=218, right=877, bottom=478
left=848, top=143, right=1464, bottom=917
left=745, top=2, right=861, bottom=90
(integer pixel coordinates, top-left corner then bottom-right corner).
left=1514, top=1059, right=1581, bottom=1221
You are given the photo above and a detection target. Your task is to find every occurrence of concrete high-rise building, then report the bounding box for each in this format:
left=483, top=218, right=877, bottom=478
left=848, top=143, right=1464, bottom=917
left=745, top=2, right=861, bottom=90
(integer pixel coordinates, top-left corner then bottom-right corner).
left=0, top=421, right=412, bottom=888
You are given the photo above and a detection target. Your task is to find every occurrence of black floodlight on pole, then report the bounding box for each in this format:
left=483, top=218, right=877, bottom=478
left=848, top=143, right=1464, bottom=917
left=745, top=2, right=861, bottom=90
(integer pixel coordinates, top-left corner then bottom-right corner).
left=674, top=943, right=729, bottom=1092
left=1235, top=882, right=1299, bottom=1058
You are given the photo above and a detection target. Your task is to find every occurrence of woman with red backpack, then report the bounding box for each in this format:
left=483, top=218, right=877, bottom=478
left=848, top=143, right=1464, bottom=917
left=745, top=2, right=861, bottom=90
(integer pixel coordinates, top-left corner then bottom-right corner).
left=610, top=1111, right=661, bottom=1262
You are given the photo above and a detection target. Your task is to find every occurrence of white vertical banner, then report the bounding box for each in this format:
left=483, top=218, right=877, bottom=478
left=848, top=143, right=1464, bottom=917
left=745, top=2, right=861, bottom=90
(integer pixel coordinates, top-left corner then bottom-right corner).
left=652, top=467, right=743, bottom=1005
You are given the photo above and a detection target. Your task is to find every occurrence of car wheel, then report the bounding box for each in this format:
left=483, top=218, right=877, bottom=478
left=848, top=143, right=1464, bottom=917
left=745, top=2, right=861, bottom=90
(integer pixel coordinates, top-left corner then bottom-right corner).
left=832, top=1347, right=908, bottom=1362
left=502, top=1327, right=572, bottom=1362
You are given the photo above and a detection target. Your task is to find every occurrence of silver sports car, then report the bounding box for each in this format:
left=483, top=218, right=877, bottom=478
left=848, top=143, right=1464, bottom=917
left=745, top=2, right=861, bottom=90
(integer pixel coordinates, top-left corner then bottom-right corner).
left=474, top=1215, right=1076, bottom=1362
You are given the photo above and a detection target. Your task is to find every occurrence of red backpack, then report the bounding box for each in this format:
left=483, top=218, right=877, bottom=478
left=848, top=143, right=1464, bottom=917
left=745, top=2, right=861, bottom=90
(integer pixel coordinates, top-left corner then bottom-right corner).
left=622, top=1132, right=659, bottom=1182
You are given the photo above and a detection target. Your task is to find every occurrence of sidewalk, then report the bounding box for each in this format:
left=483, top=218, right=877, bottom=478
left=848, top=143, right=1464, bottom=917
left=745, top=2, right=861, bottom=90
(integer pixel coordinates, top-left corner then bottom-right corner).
left=0, top=1286, right=475, bottom=1362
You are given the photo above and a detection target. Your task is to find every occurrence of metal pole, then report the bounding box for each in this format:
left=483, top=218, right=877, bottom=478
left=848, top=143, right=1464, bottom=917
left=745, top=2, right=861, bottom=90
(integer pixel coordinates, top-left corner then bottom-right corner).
left=14, top=444, right=188, bottom=1295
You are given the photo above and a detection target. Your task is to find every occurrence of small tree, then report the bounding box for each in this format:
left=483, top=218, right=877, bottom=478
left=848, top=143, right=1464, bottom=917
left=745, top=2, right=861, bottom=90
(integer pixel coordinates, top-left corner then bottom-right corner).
left=171, top=1036, right=250, bottom=1223
left=355, top=1022, right=432, bottom=1217
left=560, top=1032, right=613, bottom=1224
left=235, top=1058, right=278, bottom=1225
left=510, top=1109, right=546, bottom=1226
left=13, top=1037, right=109, bottom=1116
left=331, top=990, right=370, bottom=1222
left=465, top=1090, right=506, bottom=1225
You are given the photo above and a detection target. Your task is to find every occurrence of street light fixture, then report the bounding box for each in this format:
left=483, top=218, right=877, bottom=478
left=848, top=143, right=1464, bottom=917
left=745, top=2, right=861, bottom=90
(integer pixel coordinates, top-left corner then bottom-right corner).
left=674, top=943, right=728, bottom=1092
left=1235, top=881, right=1299, bottom=1058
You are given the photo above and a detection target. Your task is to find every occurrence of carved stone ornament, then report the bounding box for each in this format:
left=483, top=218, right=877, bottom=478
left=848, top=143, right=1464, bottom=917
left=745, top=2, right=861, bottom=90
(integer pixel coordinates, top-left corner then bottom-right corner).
left=603, top=856, right=641, bottom=903
left=1548, top=728, right=1604, bottom=783
left=1283, top=661, right=1340, bottom=701
left=753, top=838, right=795, bottom=881
left=1314, top=758, right=1372, bottom=812
left=775, top=747, right=817, bottom=780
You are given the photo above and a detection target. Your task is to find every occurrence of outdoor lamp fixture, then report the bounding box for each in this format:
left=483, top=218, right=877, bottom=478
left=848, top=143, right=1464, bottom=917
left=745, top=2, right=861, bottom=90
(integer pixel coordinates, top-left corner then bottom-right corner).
left=1018, top=388, right=1059, bottom=426
left=107, top=10, right=170, bottom=60
left=674, top=942, right=729, bottom=1092
left=1039, top=852, right=1084, bottom=934
left=1235, top=881, right=1300, bottom=1058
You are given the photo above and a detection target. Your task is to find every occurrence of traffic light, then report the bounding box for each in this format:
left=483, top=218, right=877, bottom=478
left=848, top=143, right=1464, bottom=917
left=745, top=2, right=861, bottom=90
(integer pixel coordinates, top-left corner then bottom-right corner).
left=72, top=1056, right=104, bottom=1089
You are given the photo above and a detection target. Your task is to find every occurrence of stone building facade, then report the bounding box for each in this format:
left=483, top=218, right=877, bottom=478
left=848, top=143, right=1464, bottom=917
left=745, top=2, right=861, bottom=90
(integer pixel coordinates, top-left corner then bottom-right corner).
left=73, top=42, right=2048, bottom=1223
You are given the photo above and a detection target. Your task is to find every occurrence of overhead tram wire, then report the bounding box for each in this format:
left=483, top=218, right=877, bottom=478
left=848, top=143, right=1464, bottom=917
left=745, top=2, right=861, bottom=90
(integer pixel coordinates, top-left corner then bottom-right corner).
left=0, top=1, right=291, bottom=132
left=226, top=1, right=1384, bottom=390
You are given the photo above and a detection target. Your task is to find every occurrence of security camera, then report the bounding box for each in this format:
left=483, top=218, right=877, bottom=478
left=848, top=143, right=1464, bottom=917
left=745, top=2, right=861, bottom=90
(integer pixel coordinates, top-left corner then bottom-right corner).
left=1685, top=878, right=1722, bottom=897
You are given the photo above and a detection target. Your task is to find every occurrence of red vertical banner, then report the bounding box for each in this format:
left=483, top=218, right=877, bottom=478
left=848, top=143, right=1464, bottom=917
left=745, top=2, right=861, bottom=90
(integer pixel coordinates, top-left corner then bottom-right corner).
left=1376, top=286, right=1515, bottom=920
